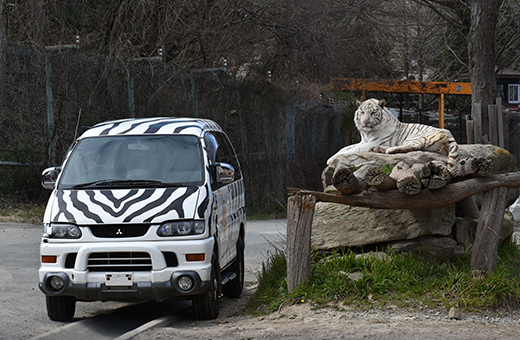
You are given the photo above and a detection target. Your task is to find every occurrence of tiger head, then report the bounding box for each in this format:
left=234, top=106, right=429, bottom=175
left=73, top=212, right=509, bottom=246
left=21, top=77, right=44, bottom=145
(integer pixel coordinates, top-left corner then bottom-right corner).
left=354, top=98, right=396, bottom=132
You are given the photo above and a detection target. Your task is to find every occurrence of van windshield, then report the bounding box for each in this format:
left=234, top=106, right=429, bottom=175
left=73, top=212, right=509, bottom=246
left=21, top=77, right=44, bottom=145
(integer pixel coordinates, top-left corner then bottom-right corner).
left=59, top=135, right=204, bottom=188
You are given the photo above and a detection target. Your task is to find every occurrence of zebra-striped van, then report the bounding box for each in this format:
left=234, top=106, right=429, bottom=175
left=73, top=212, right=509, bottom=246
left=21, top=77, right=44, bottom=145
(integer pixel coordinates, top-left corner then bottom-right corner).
left=38, top=117, right=246, bottom=321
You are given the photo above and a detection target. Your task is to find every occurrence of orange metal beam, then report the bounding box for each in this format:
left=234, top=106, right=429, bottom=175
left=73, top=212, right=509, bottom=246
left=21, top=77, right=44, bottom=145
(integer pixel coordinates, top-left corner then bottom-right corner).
left=330, top=78, right=472, bottom=95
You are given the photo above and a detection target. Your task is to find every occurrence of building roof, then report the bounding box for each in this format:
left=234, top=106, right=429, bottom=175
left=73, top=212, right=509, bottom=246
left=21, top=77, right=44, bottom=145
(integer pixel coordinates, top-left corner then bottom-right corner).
left=458, top=67, right=520, bottom=80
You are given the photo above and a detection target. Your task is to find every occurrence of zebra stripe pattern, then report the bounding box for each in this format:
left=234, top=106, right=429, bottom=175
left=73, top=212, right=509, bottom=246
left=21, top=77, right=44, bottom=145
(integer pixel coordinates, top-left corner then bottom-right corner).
left=51, top=186, right=205, bottom=224
left=82, top=117, right=223, bottom=139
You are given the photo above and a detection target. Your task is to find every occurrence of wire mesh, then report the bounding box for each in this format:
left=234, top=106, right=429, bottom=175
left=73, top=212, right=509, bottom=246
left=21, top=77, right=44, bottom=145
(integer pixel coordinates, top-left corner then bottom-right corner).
left=0, top=43, right=345, bottom=211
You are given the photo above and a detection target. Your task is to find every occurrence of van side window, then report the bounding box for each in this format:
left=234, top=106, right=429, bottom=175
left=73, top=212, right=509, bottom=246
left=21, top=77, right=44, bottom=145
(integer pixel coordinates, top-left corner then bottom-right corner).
left=204, top=132, right=242, bottom=185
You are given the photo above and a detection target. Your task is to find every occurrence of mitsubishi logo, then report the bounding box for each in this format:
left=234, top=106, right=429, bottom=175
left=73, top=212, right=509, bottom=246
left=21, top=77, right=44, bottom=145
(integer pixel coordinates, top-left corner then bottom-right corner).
left=116, top=229, right=123, bottom=236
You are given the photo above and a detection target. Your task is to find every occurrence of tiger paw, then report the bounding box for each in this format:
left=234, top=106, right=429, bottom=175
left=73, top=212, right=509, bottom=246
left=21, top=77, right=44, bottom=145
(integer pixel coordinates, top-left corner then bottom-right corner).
left=369, top=146, right=387, bottom=153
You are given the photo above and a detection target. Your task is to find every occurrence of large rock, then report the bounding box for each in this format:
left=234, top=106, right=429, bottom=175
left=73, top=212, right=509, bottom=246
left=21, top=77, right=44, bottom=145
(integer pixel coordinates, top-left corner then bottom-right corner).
left=312, top=202, right=455, bottom=249
left=389, top=237, right=464, bottom=262
left=454, top=211, right=516, bottom=250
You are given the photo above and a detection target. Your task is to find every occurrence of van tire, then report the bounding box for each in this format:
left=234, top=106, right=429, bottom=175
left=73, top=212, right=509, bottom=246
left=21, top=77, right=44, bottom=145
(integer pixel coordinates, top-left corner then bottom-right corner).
left=222, top=236, right=244, bottom=298
left=192, top=254, right=219, bottom=320
left=46, top=296, right=76, bottom=321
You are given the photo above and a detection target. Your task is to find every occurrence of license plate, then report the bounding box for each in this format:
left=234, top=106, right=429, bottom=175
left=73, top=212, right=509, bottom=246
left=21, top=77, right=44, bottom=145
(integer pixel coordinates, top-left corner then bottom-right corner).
left=105, top=272, right=133, bottom=287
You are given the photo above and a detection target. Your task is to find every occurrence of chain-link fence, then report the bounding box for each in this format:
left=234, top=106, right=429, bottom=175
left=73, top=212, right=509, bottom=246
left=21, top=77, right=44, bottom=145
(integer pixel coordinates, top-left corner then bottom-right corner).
left=0, top=43, right=345, bottom=212
left=3, top=43, right=518, bottom=211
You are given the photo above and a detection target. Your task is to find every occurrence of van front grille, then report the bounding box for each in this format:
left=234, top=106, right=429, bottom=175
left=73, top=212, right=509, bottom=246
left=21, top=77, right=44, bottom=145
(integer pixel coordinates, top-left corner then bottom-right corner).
left=88, top=225, right=151, bottom=238
left=87, top=252, right=152, bottom=272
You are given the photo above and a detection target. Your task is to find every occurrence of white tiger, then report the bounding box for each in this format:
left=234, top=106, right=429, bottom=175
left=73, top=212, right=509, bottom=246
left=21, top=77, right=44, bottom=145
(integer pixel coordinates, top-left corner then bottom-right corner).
left=327, top=98, right=459, bottom=169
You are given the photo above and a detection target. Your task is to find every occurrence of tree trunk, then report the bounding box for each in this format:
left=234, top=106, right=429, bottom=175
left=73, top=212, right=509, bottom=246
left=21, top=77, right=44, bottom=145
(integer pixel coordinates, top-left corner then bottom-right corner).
left=468, top=0, right=499, bottom=142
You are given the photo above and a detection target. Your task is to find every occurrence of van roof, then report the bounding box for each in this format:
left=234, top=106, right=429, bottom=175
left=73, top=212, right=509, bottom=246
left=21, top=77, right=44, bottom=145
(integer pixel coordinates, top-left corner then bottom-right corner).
left=79, top=117, right=224, bottom=139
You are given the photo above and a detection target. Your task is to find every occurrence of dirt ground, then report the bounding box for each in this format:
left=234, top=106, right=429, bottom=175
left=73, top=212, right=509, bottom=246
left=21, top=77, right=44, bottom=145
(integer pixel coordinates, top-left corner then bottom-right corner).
left=133, top=281, right=520, bottom=340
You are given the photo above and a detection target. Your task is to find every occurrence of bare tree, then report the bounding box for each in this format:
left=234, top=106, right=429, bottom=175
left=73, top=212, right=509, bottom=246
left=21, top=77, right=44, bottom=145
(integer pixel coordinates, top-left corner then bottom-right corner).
left=411, top=0, right=508, bottom=142
left=467, top=0, right=500, bottom=140
left=4, top=0, right=395, bottom=82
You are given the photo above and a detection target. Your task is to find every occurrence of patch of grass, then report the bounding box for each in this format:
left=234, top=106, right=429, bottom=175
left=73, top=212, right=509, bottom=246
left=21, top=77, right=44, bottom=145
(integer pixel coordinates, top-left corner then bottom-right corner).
left=0, top=201, right=46, bottom=225
left=245, top=250, right=288, bottom=315
left=248, top=205, right=287, bottom=220
left=247, top=211, right=287, bottom=220
left=247, top=243, right=520, bottom=315
left=380, top=163, right=394, bottom=174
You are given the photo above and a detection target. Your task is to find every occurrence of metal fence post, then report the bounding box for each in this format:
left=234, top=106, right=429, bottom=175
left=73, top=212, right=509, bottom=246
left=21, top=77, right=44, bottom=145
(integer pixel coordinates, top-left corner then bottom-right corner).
left=45, top=55, right=55, bottom=165
left=128, top=69, right=135, bottom=118
left=191, top=75, right=199, bottom=118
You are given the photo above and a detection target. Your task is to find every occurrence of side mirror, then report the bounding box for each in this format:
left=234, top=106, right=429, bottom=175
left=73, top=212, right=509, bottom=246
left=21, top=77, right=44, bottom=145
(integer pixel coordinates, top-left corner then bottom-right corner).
left=41, top=167, right=61, bottom=190
left=214, top=162, right=234, bottom=184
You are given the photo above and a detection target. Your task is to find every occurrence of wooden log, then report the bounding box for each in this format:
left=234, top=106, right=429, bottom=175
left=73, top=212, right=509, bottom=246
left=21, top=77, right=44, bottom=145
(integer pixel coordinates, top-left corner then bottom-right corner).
left=451, top=156, right=494, bottom=179
left=331, top=161, right=359, bottom=194
left=286, top=194, right=315, bottom=292
left=288, top=171, right=520, bottom=210
left=389, top=161, right=422, bottom=195
left=419, top=161, right=452, bottom=190
left=455, top=196, right=480, bottom=219
left=352, top=164, right=376, bottom=192
left=365, top=166, right=396, bottom=190
left=321, top=164, right=335, bottom=190
left=470, top=187, right=508, bottom=275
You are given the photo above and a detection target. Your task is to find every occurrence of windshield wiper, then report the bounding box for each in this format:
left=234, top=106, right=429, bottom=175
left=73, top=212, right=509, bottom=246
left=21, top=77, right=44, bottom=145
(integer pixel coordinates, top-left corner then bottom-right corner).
left=95, top=179, right=165, bottom=186
left=71, top=179, right=118, bottom=188
left=71, top=179, right=166, bottom=188
left=70, top=179, right=191, bottom=189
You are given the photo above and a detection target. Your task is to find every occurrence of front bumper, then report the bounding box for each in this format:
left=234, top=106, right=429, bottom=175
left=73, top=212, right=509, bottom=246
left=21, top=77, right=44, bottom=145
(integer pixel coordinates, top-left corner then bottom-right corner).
left=39, top=270, right=210, bottom=302
left=39, top=238, right=214, bottom=302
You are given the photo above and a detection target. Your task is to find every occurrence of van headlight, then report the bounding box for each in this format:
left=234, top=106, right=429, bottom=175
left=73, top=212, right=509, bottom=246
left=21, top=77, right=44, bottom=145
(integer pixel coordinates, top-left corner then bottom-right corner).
left=157, top=221, right=205, bottom=237
left=43, top=223, right=82, bottom=239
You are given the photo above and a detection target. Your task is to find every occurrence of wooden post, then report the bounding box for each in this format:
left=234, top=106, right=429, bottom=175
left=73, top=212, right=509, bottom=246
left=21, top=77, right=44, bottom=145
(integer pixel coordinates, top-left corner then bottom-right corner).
left=488, top=104, right=497, bottom=146
left=438, top=93, right=445, bottom=129
left=466, top=118, right=474, bottom=144
left=497, top=97, right=504, bottom=148
left=472, top=103, right=482, bottom=144
left=470, top=187, right=508, bottom=274
left=287, top=194, right=316, bottom=292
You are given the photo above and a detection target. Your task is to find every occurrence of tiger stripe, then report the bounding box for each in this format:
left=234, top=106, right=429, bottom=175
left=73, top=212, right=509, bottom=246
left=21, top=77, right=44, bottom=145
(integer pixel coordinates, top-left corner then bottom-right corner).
left=328, top=98, right=459, bottom=170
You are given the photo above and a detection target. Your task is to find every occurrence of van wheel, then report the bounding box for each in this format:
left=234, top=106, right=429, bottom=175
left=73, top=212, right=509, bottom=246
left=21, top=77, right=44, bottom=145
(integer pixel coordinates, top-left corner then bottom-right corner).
left=222, top=237, right=244, bottom=298
left=192, top=254, right=219, bottom=320
left=46, top=296, right=76, bottom=321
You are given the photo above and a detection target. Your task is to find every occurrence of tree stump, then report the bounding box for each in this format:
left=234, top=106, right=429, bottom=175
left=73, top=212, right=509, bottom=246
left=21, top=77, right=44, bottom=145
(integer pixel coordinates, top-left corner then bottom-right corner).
left=287, top=194, right=315, bottom=292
